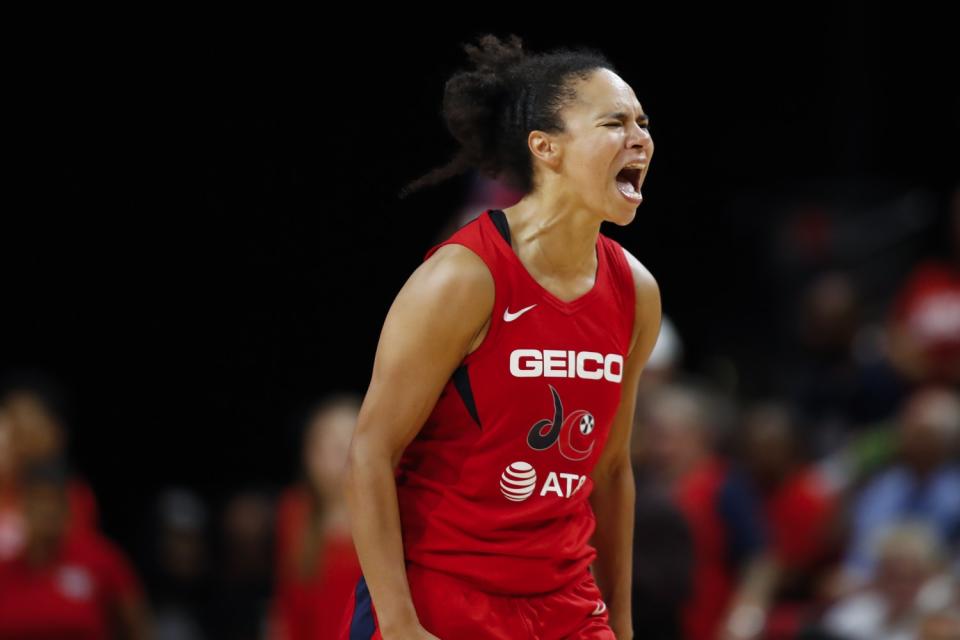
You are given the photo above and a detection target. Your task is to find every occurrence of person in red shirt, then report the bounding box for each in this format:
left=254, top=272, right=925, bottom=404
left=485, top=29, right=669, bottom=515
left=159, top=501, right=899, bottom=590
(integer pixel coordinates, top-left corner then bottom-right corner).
left=736, top=402, right=838, bottom=639
left=0, top=372, right=99, bottom=562
left=0, top=457, right=150, bottom=640
left=641, top=384, right=780, bottom=640
left=269, top=393, right=363, bottom=640
left=339, top=32, right=661, bottom=640
left=888, top=187, right=960, bottom=385
left=738, top=403, right=836, bottom=576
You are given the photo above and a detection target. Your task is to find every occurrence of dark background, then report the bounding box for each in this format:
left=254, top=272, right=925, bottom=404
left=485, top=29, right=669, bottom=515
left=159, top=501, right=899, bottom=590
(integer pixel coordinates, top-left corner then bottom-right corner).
left=3, top=8, right=958, bottom=547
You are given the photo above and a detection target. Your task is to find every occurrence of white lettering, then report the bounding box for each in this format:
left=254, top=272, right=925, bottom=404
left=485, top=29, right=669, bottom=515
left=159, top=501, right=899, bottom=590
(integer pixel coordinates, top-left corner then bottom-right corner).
left=543, top=350, right=567, bottom=377
left=538, top=471, right=587, bottom=498
left=572, top=476, right=586, bottom=495
left=510, top=349, right=542, bottom=377
left=509, top=349, right=623, bottom=382
left=576, top=352, right=604, bottom=380
left=604, top=353, right=624, bottom=383
left=540, top=471, right=564, bottom=497
left=560, top=472, right=579, bottom=495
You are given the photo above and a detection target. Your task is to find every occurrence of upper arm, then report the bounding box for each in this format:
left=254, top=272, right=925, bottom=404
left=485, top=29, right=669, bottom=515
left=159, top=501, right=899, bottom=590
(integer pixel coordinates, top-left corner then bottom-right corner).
left=591, top=247, right=661, bottom=482
left=349, top=244, right=494, bottom=469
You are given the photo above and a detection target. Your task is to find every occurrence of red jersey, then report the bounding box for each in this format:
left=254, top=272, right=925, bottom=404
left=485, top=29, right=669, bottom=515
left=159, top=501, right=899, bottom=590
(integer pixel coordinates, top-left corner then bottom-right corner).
left=891, top=259, right=960, bottom=375
left=271, top=485, right=362, bottom=640
left=764, top=467, right=836, bottom=570
left=396, top=208, right=636, bottom=596
left=0, top=478, right=99, bottom=562
left=0, top=530, right=142, bottom=640
left=674, top=458, right=736, bottom=640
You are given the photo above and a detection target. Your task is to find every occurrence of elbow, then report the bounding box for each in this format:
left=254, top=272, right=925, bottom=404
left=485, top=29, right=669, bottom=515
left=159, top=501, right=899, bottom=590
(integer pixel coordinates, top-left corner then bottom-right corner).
left=342, top=437, right=394, bottom=496
left=341, top=441, right=364, bottom=503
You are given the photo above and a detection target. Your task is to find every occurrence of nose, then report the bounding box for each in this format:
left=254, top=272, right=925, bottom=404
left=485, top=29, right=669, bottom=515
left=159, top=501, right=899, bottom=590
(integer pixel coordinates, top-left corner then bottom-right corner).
left=627, top=121, right=653, bottom=151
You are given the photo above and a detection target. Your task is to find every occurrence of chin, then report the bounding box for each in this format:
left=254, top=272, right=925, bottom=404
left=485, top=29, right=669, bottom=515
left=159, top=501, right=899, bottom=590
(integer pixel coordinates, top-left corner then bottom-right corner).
left=606, top=204, right=638, bottom=227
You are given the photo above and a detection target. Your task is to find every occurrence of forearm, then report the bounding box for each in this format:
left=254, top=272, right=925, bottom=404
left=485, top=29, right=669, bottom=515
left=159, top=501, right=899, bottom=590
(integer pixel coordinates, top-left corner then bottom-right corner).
left=588, top=463, right=636, bottom=639
left=344, top=441, right=420, bottom=635
left=721, top=553, right=780, bottom=640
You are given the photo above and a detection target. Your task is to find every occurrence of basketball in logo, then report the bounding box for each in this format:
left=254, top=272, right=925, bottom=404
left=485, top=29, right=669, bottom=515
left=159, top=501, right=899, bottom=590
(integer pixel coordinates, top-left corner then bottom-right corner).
left=500, top=461, right=537, bottom=502
left=579, top=413, right=595, bottom=436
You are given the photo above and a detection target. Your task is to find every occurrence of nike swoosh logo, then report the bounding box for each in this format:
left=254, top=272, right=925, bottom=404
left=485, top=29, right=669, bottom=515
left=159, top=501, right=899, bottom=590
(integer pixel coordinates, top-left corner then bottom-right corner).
left=503, top=304, right=537, bottom=322
left=591, top=600, right=607, bottom=616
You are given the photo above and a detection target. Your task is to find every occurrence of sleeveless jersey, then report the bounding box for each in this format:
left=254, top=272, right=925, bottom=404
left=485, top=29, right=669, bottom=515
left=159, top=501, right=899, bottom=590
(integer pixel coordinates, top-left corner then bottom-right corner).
left=395, top=208, right=636, bottom=596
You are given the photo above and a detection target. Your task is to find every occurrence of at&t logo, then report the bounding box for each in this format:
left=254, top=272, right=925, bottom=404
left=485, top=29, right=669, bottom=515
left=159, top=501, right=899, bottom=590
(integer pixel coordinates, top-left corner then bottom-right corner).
left=499, top=461, right=586, bottom=502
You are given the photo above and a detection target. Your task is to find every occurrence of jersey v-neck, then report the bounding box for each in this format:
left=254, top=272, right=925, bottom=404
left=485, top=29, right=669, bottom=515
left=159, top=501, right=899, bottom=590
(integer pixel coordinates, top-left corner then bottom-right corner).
left=486, top=209, right=605, bottom=315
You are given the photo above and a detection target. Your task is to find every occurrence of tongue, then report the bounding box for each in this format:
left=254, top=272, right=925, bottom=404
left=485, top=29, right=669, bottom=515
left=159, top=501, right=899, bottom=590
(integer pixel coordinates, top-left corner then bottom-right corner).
left=617, top=178, right=639, bottom=197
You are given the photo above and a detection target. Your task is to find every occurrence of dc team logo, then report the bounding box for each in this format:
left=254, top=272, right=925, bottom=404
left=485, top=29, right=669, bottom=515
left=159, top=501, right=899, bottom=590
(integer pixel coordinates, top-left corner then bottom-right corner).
left=579, top=414, right=595, bottom=435
left=527, top=384, right=596, bottom=461
left=499, top=385, right=594, bottom=502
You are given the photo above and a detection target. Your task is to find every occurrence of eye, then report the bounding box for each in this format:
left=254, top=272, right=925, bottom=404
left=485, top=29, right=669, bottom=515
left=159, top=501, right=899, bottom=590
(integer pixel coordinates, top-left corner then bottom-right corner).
left=605, top=121, right=650, bottom=129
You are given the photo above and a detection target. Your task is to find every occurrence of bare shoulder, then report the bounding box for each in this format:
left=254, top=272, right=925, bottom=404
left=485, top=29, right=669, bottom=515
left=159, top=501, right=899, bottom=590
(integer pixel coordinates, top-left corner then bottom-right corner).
left=352, top=243, right=494, bottom=466
left=414, top=243, right=494, bottom=311
left=619, top=245, right=660, bottom=304
left=383, top=242, right=494, bottom=363
left=619, top=245, right=662, bottom=355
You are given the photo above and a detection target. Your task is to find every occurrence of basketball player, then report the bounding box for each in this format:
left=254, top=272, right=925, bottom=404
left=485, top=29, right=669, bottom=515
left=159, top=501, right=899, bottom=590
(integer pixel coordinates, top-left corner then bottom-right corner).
left=339, top=34, right=660, bottom=640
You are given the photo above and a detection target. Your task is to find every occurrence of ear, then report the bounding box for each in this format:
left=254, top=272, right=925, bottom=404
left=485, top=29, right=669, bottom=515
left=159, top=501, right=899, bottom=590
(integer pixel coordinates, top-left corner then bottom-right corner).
left=527, top=129, right=564, bottom=170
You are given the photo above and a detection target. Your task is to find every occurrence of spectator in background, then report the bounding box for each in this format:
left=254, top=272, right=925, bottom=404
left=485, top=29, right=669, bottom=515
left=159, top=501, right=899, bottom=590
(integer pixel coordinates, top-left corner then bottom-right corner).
left=841, top=386, right=960, bottom=590
left=0, top=457, right=151, bottom=640
left=640, top=382, right=779, bottom=640
left=628, top=317, right=692, bottom=640
left=210, top=490, right=275, bottom=640
left=0, top=370, right=99, bottom=562
left=270, top=392, right=362, bottom=640
left=736, top=401, right=839, bottom=638
left=630, top=408, right=693, bottom=639
left=0, top=408, right=17, bottom=557
left=787, top=271, right=906, bottom=456
left=888, top=185, right=960, bottom=386
left=145, top=489, right=212, bottom=640
left=818, top=522, right=958, bottom=640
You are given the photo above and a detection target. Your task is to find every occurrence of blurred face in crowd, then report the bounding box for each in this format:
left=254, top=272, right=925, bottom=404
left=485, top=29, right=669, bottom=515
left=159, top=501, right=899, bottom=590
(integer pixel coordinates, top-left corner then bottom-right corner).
left=874, top=531, right=943, bottom=616
left=741, top=405, right=795, bottom=488
left=222, top=492, right=273, bottom=577
left=3, top=391, right=64, bottom=467
left=640, top=392, right=708, bottom=484
left=304, top=403, right=358, bottom=496
left=899, top=389, right=960, bottom=474
left=799, top=272, right=859, bottom=356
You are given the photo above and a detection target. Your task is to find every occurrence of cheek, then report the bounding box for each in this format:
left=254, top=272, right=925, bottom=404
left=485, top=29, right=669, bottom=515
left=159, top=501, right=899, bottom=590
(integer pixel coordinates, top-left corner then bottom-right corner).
left=567, top=139, right=611, bottom=179
left=573, top=156, right=612, bottom=193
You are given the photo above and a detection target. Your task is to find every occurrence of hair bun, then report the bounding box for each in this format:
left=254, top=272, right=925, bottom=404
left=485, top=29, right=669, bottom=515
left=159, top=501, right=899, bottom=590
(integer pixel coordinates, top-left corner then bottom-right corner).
left=462, top=33, right=525, bottom=77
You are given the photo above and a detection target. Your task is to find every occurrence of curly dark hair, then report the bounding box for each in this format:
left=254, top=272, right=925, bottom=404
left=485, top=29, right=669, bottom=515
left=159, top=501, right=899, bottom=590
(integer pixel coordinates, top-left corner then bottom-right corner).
left=398, top=33, right=618, bottom=200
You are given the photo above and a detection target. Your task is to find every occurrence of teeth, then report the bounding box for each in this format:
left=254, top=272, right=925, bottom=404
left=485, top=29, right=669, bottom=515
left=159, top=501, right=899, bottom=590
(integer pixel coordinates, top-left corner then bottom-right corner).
left=623, top=162, right=646, bottom=169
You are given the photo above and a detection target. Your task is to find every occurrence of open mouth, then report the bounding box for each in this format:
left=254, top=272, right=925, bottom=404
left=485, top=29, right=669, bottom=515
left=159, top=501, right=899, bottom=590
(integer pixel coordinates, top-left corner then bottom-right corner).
left=615, top=165, right=644, bottom=201
left=616, top=166, right=642, bottom=192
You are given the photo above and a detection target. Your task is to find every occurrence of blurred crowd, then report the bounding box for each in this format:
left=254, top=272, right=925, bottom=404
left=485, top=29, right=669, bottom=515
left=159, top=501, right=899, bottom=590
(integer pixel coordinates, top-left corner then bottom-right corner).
left=1, top=179, right=958, bottom=640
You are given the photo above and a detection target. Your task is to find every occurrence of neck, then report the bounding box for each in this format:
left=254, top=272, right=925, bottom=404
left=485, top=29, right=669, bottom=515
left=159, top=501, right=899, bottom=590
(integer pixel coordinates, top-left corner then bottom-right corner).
left=502, top=192, right=601, bottom=280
